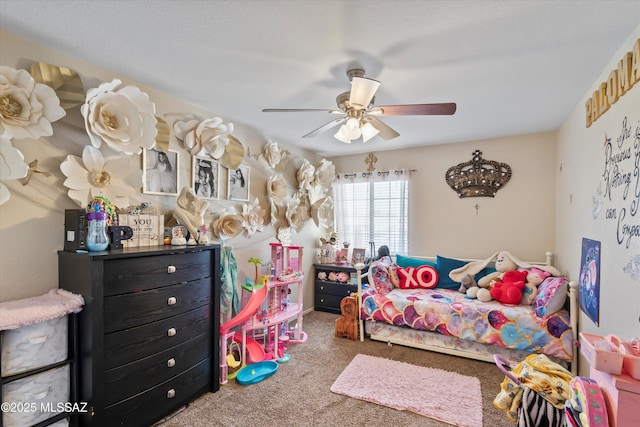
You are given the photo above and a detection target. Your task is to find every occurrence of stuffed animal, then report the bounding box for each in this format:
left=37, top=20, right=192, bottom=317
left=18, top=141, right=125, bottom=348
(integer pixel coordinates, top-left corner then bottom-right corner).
left=449, top=251, right=561, bottom=303
left=520, top=267, right=551, bottom=305
left=458, top=274, right=482, bottom=299
left=490, top=270, right=528, bottom=304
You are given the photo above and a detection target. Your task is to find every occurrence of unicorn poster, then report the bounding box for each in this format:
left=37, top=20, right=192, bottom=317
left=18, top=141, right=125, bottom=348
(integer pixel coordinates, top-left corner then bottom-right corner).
left=579, top=238, right=601, bottom=326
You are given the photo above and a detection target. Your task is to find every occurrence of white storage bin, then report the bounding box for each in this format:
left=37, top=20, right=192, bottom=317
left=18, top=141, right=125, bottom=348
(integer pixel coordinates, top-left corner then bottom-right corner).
left=1, top=316, right=68, bottom=376
left=1, top=365, right=70, bottom=427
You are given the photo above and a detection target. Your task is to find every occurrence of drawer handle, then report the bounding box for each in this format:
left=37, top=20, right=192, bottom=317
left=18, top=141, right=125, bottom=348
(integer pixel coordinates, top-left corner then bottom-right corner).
left=167, top=358, right=176, bottom=368
left=167, top=296, right=177, bottom=305
left=167, top=328, right=177, bottom=337
left=167, top=389, right=176, bottom=399
left=167, top=265, right=176, bottom=274
left=320, top=298, right=325, bottom=303
left=320, top=285, right=325, bottom=291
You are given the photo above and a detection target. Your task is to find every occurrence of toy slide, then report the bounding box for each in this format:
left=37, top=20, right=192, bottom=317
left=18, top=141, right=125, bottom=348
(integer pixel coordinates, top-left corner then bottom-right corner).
left=220, top=282, right=268, bottom=363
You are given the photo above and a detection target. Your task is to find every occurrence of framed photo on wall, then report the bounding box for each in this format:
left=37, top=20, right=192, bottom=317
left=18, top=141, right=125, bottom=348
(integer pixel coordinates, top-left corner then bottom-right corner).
left=227, top=165, right=250, bottom=201
left=192, top=156, right=219, bottom=199
left=142, top=148, right=179, bottom=196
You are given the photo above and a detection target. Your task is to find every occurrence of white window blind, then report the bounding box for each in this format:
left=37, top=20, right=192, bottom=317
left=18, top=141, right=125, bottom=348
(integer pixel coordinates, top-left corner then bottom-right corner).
left=333, top=169, right=410, bottom=259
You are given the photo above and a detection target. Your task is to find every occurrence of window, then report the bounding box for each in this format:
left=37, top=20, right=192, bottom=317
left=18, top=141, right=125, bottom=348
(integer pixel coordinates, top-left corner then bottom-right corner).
left=333, top=170, right=410, bottom=259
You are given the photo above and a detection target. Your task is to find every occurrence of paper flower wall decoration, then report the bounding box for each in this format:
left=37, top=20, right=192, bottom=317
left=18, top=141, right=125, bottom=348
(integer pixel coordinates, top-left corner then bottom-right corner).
left=0, top=136, right=29, bottom=205
left=257, top=141, right=288, bottom=170
left=314, top=159, right=335, bottom=191
left=173, top=117, right=233, bottom=159
left=241, top=198, right=266, bottom=236
left=81, top=79, right=157, bottom=155
left=211, top=207, right=243, bottom=241
left=60, top=145, right=136, bottom=207
left=0, top=66, right=66, bottom=140
left=311, top=196, right=334, bottom=229
left=267, top=173, right=288, bottom=224
left=285, top=194, right=310, bottom=232
left=297, top=159, right=315, bottom=192
left=267, top=174, right=287, bottom=204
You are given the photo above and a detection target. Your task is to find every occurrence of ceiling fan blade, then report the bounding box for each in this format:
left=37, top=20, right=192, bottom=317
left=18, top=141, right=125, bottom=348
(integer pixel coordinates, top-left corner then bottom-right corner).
left=363, top=116, right=400, bottom=141
left=262, top=108, right=343, bottom=114
left=302, top=116, right=347, bottom=138
left=349, top=77, right=380, bottom=109
left=370, top=103, right=457, bottom=116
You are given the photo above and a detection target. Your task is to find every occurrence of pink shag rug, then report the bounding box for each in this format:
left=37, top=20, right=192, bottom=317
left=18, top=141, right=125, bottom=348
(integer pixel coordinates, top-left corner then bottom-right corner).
left=330, top=354, right=483, bottom=427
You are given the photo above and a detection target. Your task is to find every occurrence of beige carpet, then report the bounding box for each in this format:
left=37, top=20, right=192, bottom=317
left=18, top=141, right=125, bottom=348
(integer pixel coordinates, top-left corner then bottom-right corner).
left=156, top=310, right=514, bottom=427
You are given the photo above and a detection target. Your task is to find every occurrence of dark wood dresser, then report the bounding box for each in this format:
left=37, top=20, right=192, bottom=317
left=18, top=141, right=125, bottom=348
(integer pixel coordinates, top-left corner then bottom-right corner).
left=314, top=263, right=359, bottom=313
left=58, top=245, right=220, bottom=427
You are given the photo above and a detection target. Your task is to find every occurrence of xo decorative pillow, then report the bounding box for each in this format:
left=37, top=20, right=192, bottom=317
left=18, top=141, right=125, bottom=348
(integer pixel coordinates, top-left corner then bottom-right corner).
left=368, top=262, right=395, bottom=295
left=396, top=265, right=439, bottom=290
left=533, top=276, right=568, bottom=317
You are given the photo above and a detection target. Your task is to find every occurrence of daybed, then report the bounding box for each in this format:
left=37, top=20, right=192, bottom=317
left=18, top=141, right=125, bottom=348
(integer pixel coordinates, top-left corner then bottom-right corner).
left=356, top=252, right=578, bottom=374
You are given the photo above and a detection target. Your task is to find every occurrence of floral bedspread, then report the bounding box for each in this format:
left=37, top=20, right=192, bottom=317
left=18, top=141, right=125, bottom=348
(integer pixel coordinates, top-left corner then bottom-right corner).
left=360, top=287, right=573, bottom=361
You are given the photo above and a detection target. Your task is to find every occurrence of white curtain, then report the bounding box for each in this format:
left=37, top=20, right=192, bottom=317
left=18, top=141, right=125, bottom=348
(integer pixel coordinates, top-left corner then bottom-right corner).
left=333, top=169, right=411, bottom=258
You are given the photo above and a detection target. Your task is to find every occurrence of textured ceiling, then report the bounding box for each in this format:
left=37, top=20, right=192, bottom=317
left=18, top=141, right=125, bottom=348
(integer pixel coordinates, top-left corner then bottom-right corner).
left=1, top=0, right=639, bottom=157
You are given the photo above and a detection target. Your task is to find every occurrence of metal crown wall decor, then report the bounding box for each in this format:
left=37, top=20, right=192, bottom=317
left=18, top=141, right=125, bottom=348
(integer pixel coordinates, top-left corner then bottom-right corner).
left=445, top=150, right=512, bottom=198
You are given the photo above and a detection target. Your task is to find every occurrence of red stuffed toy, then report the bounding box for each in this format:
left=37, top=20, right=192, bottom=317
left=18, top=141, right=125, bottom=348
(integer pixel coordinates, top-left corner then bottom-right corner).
left=490, top=270, right=528, bottom=304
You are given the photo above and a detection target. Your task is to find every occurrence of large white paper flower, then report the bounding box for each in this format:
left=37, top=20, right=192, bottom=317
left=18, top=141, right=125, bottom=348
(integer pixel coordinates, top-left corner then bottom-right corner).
left=258, top=141, right=285, bottom=169
left=211, top=207, right=243, bottom=240
left=81, top=79, right=157, bottom=155
left=315, top=159, right=335, bottom=190
left=241, top=198, right=266, bottom=236
left=0, top=66, right=65, bottom=140
left=0, top=135, right=29, bottom=205
left=297, top=159, right=315, bottom=191
left=283, top=196, right=305, bottom=231
left=266, top=173, right=287, bottom=204
left=173, top=116, right=233, bottom=159
left=60, top=145, right=136, bottom=207
left=311, top=196, right=334, bottom=229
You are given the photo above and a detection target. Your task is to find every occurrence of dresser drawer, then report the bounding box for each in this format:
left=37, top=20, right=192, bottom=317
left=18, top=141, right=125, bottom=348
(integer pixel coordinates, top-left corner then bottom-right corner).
left=103, top=251, right=211, bottom=296
left=315, top=293, right=347, bottom=312
left=315, top=281, right=356, bottom=297
left=104, top=305, right=209, bottom=370
left=103, top=333, right=209, bottom=406
left=104, top=278, right=210, bottom=333
left=103, top=358, right=210, bottom=427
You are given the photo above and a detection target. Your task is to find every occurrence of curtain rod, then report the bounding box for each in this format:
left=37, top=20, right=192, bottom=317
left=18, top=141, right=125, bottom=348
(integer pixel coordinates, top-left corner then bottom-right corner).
left=340, top=169, right=416, bottom=179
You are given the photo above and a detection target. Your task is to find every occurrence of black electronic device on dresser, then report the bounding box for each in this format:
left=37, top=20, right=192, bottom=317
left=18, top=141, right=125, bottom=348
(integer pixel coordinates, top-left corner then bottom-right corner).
left=58, top=245, right=221, bottom=427
left=314, top=264, right=362, bottom=313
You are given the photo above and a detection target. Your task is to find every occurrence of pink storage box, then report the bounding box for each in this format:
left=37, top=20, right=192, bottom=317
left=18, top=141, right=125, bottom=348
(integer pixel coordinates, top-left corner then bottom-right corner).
left=580, top=332, right=624, bottom=375
left=606, top=335, right=640, bottom=380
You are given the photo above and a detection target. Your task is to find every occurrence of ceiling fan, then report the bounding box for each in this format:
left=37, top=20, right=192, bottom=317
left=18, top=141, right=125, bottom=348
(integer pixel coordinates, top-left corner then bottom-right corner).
left=263, top=68, right=456, bottom=143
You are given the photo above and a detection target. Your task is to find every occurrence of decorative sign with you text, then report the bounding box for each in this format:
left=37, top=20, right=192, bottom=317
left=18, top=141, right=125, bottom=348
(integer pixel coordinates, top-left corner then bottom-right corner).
left=595, top=115, right=639, bottom=250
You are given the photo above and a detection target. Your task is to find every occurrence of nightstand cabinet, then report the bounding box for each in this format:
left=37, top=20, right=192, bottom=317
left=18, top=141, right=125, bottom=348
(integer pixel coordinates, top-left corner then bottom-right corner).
left=58, top=245, right=220, bottom=427
left=314, top=264, right=358, bottom=313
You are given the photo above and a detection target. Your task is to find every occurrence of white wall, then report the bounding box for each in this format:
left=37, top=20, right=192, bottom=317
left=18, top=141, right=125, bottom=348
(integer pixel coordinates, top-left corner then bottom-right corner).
left=0, top=30, right=324, bottom=312
left=556, top=26, right=640, bottom=374
left=330, top=131, right=557, bottom=262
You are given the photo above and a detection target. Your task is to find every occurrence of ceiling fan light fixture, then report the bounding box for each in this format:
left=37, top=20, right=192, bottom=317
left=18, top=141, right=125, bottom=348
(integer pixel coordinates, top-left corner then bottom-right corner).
left=334, top=127, right=352, bottom=143
left=350, top=77, right=380, bottom=109
left=360, top=122, right=379, bottom=143
left=343, top=118, right=362, bottom=139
